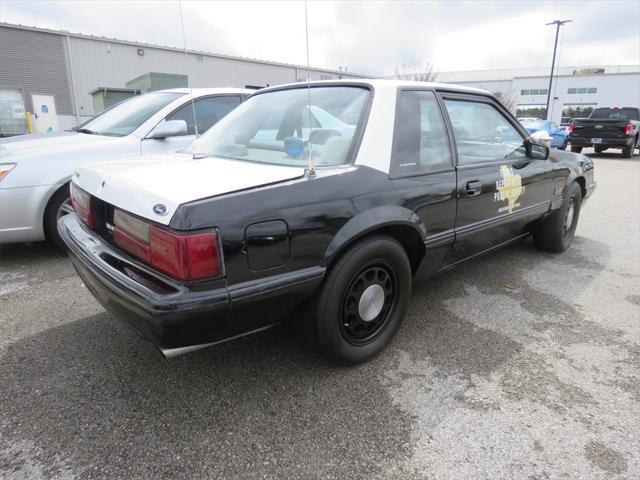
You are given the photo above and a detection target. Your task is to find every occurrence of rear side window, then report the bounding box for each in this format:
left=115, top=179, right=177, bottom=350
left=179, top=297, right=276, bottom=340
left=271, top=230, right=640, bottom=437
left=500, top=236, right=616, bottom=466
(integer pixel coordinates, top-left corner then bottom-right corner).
left=168, top=96, right=242, bottom=135
left=391, top=90, right=452, bottom=177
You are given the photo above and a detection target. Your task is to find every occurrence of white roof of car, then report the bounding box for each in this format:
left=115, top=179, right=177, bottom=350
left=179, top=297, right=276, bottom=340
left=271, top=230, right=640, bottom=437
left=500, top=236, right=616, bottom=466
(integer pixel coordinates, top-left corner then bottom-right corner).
left=157, top=87, right=254, bottom=96
left=257, top=79, right=492, bottom=96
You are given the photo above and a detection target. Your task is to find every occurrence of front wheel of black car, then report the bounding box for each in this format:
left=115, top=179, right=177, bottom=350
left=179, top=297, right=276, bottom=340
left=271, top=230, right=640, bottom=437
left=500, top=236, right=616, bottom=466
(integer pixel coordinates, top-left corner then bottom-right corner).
left=533, top=182, right=582, bottom=253
left=570, top=146, right=583, bottom=153
left=313, top=235, right=412, bottom=365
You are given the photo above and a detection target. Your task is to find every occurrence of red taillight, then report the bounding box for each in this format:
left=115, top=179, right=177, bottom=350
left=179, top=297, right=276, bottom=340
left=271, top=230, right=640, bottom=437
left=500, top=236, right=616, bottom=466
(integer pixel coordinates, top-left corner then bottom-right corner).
left=568, top=121, right=575, bottom=134
left=150, top=227, right=221, bottom=280
left=70, top=183, right=95, bottom=228
left=625, top=123, right=633, bottom=136
left=113, top=208, right=221, bottom=281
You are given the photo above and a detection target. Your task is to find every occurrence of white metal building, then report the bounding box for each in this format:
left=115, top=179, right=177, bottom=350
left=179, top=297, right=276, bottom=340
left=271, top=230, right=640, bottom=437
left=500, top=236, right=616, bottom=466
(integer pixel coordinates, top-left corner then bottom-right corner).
left=0, top=22, right=367, bottom=135
left=437, top=65, right=640, bottom=124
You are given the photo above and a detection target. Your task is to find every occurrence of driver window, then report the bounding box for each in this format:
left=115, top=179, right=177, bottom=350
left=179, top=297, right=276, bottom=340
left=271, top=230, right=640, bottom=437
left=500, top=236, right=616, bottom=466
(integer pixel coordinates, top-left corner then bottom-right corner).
left=443, top=99, right=526, bottom=164
left=167, top=96, right=242, bottom=135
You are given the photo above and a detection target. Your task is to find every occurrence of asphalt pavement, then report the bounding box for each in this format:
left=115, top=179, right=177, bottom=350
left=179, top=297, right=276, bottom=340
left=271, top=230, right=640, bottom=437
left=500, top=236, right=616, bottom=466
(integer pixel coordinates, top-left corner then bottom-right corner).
left=1, top=150, right=638, bottom=479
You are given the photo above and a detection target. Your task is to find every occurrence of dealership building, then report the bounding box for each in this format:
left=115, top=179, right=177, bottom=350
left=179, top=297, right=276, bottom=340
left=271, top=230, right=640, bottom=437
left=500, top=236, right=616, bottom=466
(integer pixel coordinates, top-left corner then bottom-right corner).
left=437, top=65, right=640, bottom=125
left=0, top=22, right=366, bottom=135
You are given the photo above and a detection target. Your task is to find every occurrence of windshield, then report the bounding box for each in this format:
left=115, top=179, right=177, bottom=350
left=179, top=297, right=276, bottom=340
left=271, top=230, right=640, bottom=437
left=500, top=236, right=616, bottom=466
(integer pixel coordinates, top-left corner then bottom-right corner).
left=590, top=108, right=639, bottom=121
left=78, top=92, right=183, bottom=137
left=196, top=86, right=370, bottom=167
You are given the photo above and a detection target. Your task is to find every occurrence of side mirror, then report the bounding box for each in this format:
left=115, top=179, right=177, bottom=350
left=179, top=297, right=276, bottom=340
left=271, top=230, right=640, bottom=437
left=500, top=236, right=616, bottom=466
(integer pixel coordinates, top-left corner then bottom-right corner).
left=148, top=120, right=188, bottom=139
left=530, top=130, right=552, bottom=147
left=526, top=139, right=550, bottom=160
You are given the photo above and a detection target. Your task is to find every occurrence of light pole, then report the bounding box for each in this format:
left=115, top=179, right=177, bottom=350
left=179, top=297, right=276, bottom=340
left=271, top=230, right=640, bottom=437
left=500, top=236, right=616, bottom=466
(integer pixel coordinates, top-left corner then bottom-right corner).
left=545, top=19, right=571, bottom=120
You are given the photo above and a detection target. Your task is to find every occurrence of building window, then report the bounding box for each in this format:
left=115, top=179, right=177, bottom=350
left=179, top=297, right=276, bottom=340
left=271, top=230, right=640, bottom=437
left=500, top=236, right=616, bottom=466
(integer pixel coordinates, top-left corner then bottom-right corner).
left=0, top=88, right=28, bottom=136
left=320, top=74, right=333, bottom=80
left=567, top=87, right=597, bottom=95
left=521, top=88, right=549, bottom=96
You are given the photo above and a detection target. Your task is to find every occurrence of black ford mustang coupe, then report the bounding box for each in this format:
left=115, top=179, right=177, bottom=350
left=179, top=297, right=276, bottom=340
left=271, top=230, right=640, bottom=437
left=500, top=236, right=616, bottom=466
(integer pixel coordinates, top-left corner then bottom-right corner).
left=59, top=80, right=595, bottom=364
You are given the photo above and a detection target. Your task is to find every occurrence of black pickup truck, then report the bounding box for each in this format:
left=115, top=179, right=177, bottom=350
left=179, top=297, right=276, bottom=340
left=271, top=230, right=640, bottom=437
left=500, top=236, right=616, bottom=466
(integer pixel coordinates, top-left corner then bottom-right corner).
left=568, top=107, right=640, bottom=158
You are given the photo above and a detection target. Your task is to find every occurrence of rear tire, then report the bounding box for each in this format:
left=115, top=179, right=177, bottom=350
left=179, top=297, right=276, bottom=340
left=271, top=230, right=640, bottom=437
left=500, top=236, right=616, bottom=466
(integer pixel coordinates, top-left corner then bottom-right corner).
left=570, top=146, right=583, bottom=153
left=44, top=185, right=72, bottom=249
left=622, top=143, right=633, bottom=158
left=312, top=235, right=411, bottom=365
left=533, top=182, right=582, bottom=253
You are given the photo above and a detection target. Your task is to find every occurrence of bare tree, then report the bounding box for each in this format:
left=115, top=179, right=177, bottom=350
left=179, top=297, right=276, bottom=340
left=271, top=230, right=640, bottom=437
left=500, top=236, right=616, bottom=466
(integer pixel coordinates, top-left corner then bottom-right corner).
left=493, top=91, right=517, bottom=114
left=394, top=62, right=439, bottom=82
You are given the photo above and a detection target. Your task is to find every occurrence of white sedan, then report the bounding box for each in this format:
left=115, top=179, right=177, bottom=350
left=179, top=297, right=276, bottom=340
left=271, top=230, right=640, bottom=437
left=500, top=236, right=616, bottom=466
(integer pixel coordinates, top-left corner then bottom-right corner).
left=0, top=87, right=250, bottom=246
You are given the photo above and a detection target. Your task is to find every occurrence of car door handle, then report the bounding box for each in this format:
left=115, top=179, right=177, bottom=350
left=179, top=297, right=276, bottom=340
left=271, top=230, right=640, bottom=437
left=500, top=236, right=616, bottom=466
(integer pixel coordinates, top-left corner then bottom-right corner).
left=465, top=181, right=482, bottom=196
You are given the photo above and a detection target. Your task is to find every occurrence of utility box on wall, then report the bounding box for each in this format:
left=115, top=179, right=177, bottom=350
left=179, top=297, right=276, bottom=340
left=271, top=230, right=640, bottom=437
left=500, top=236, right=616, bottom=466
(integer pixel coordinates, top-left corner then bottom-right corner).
left=90, top=87, right=139, bottom=114
left=125, top=72, right=188, bottom=93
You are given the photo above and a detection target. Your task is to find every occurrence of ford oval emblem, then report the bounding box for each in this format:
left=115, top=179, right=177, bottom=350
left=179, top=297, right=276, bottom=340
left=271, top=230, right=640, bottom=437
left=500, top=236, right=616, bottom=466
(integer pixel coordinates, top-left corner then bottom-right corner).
left=153, top=204, right=168, bottom=216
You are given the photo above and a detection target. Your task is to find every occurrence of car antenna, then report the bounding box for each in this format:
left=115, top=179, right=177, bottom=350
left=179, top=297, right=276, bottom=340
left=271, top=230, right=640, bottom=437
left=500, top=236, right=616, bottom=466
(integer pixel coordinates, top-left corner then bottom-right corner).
left=178, top=0, right=199, bottom=141
left=304, top=0, right=315, bottom=177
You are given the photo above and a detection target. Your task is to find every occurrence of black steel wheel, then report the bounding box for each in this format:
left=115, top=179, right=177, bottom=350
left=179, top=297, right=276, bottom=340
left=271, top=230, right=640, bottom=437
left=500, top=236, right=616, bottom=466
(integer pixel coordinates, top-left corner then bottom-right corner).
left=312, top=235, right=412, bottom=365
left=340, top=263, right=397, bottom=346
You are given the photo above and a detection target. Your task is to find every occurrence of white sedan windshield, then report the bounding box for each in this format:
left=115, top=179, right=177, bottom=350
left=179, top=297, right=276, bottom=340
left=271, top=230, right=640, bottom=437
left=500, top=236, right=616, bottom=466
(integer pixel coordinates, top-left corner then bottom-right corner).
left=78, top=92, right=183, bottom=137
left=197, top=86, right=370, bottom=167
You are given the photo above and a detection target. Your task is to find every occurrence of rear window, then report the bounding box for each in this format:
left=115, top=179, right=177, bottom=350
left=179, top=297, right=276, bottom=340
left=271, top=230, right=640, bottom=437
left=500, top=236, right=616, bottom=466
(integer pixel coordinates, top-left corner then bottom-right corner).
left=391, top=90, right=452, bottom=177
left=196, top=86, right=370, bottom=167
left=590, top=108, right=639, bottom=121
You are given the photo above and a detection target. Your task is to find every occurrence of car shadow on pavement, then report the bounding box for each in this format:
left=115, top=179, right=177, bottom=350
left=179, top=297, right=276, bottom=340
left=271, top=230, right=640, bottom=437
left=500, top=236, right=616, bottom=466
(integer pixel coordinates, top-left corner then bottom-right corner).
left=0, top=241, right=66, bottom=264
left=0, top=309, right=416, bottom=479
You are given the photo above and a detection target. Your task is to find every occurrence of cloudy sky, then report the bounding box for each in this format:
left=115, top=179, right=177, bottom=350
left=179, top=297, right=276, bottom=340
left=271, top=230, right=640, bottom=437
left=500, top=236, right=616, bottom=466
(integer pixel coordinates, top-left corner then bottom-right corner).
left=1, top=0, right=638, bottom=75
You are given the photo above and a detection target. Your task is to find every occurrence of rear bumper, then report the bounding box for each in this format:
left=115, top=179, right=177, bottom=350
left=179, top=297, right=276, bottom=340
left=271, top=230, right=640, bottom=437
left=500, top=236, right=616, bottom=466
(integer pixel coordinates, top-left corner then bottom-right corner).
left=569, top=137, right=632, bottom=148
left=58, top=214, right=324, bottom=356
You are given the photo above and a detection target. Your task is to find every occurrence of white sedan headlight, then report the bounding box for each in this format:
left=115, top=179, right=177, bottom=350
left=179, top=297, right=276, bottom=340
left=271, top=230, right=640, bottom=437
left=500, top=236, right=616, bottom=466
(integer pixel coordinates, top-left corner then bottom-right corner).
left=0, top=163, right=16, bottom=182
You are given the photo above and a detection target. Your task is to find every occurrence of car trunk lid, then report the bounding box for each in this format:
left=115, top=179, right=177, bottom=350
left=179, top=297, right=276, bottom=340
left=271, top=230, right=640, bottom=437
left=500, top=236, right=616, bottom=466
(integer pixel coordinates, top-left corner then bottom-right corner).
left=74, top=153, right=306, bottom=225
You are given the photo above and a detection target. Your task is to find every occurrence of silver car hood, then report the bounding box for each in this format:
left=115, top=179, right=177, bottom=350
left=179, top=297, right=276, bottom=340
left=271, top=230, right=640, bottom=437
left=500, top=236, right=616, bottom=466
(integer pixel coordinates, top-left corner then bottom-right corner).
left=0, top=131, right=124, bottom=160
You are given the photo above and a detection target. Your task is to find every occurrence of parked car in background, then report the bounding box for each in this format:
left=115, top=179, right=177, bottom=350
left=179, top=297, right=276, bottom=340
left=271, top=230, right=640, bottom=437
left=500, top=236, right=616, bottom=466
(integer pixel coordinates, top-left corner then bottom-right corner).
left=568, top=107, right=640, bottom=157
left=517, top=117, right=543, bottom=125
left=0, top=88, right=251, bottom=246
left=522, top=120, right=569, bottom=150
left=58, top=80, right=595, bottom=364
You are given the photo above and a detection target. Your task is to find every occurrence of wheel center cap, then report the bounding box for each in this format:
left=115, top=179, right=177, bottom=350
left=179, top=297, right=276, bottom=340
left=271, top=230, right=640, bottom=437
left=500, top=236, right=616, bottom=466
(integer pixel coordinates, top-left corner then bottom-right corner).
left=565, top=204, right=574, bottom=230
left=358, top=284, right=385, bottom=322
